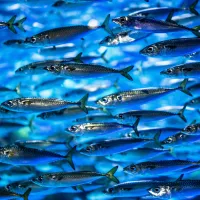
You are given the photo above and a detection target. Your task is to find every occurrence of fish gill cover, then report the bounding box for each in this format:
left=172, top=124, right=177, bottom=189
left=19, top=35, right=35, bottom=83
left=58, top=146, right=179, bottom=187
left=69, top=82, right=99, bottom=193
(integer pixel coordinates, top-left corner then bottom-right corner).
left=1, top=0, right=200, bottom=199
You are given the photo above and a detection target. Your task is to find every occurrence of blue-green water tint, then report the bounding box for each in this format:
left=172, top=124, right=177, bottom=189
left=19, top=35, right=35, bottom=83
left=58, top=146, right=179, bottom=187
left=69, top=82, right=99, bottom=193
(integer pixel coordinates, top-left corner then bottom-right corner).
left=1, top=0, right=200, bottom=199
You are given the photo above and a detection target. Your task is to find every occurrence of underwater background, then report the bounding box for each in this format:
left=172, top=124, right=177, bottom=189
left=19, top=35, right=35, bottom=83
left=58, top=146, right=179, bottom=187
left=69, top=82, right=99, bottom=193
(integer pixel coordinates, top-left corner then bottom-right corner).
left=1, top=0, right=200, bottom=199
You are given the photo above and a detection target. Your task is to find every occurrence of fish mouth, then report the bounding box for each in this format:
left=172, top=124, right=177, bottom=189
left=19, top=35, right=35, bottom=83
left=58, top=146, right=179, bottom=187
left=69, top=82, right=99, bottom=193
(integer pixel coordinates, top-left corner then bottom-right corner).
left=160, top=71, right=166, bottom=75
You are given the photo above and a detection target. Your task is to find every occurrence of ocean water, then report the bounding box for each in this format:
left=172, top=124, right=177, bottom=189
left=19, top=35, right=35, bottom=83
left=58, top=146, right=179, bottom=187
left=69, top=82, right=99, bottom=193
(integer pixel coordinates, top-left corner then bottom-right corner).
left=0, top=0, right=200, bottom=200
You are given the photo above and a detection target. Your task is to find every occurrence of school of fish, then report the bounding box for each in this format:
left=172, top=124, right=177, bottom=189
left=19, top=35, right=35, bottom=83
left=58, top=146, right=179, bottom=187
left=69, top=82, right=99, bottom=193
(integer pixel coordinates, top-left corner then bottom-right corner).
left=1, top=0, right=200, bottom=199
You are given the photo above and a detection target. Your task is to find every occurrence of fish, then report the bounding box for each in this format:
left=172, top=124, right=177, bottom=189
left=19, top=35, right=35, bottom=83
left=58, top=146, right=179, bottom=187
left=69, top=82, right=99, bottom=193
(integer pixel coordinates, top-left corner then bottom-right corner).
left=140, top=38, right=200, bottom=57
left=115, top=105, right=187, bottom=124
left=123, top=160, right=200, bottom=176
left=184, top=96, right=200, bottom=109
left=106, top=148, right=170, bottom=163
left=79, top=132, right=160, bottom=156
left=0, top=144, right=75, bottom=169
left=0, top=188, right=31, bottom=200
left=99, top=30, right=150, bottom=47
left=42, top=63, right=133, bottom=81
left=66, top=121, right=139, bottom=137
left=1, top=94, right=89, bottom=113
left=24, top=14, right=112, bottom=47
left=37, top=106, right=101, bottom=121
left=3, top=39, right=31, bottom=49
left=32, top=166, right=119, bottom=187
left=160, top=62, right=200, bottom=78
left=96, top=79, right=191, bottom=107
left=188, top=83, right=200, bottom=94
left=112, top=14, right=200, bottom=35
left=0, top=15, right=26, bottom=34
left=0, top=106, right=25, bottom=118
left=160, top=132, right=200, bottom=147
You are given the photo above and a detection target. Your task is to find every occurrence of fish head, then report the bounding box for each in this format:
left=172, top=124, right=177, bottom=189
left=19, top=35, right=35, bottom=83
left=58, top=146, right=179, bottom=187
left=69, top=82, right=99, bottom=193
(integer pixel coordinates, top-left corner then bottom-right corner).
left=123, top=164, right=140, bottom=174
left=96, top=95, right=115, bottom=106
left=15, top=63, right=38, bottom=75
left=140, top=44, right=162, bottom=57
left=1, top=99, right=22, bottom=111
left=115, top=113, right=125, bottom=120
left=6, top=181, right=30, bottom=194
left=112, top=16, right=130, bottom=27
left=183, top=124, right=197, bottom=134
left=160, top=67, right=180, bottom=77
left=25, top=35, right=47, bottom=47
left=0, top=145, right=16, bottom=159
left=103, top=185, right=132, bottom=196
left=99, top=35, right=119, bottom=47
left=161, top=133, right=186, bottom=147
left=187, top=98, right=200, bottom=107
left=148, top=186, right=171, bottom=198
left=79, top=144, right=99, bottom=155
left=32, top=175, right=45, bottom=186
left=66, top=124, right=83, bottom=134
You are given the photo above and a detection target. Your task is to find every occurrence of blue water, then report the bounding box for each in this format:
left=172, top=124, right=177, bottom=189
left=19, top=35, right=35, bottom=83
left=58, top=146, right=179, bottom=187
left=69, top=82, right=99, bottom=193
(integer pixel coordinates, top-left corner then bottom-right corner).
left=1, top=0, right=200, bottom=199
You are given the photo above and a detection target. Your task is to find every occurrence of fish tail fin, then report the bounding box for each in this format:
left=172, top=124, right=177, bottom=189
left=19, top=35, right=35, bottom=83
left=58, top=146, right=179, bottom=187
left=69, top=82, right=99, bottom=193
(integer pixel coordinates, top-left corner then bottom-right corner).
left=7, top=15, right=17, bottom=34
left=65, top=136, right=73, bottom=149
left=189, top=0, right=199, bottom=16
left=119, top=65, right=134, bottom=81
left=22, top=188, right=31, bottom=200
left=14, top=17, right=27, bottom=32
left=64, top=146, right=76, bottom=170
left=78, top=93, right=89, bottom=114
left=105, top=166, right=119, bottom=183
left=73, top=52, right=83, bottom=63
left=153, top=130, right=163, bottom=148
left=101, top=107, right=113, bottom=116
left=165, top=10, right=174, bottom=22
left=15, top=82, right=21, bottom=96
left=132, top=117, right=140, bottom=137
left=178, top=104, right=187, bottom=122
left=178, top=78, right=193, bottom=96
left=101, top=14, right=113, bottom=35
left=101, top=50, right=108, bottom=63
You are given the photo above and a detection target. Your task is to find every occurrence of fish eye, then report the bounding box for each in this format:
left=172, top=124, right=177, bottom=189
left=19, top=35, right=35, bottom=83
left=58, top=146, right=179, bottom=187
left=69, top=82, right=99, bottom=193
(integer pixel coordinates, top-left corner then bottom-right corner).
left=166, top=137, right=173, bottom=143
left=191, top=100, right=195, bottom=103
left=130, top=165, right=136, bottom=171
left=167, top=68, right=173, bottom=73
left=38, top=176, right=43, bottom=182
left=147, top=46, right=154, bottom=53
left=101, top=98, right=108, bottom=104
left=17, top=68, right=23, bottom=71
left=6, top=185, right=11, bottom=190
left=6, top=101, right=13, bottom=107
left=18, top=184, right=22, bottom=188
left=31, top=37, right=36, bottom=43
left=117, top=95, right=122, bottom=101
left=86, top=146, right=92, bottom=151
left=69, top=125, right=78, bottom=132
left=108, top=188, right=114, bottom=193
left=120, top=16, right=126, bottom=23
left=118, top=114, right=123, bottom=119
left=45, top=35, right=49, bottom=39
left=152, top=187, right=160, bottom=193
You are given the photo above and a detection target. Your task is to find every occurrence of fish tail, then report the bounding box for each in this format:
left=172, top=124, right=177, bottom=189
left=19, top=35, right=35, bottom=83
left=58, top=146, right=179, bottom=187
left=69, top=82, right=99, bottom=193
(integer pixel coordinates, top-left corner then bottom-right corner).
left=153, top=130, right=163, bottom=149
left=119, top=65, right=134, bottom=81
left=105, top=166, right=119, bottom=183
left=191, top=25, right=200, bottom=37
left=21, top=188, right=31, bottom=200
left=64, top=146, right=76, bottom=170
left=178, top=104, right=187, bottom=122
left=14, top=16, right=27, bottom=32
left=132, top=117, right=140, bottom=137
left=101, top=14, right=113, bottom=35
left=189, top=0, right=199, bottom=16
left=15, top=82, right=21, bottom=96
left=65, top=136, right=73, bottom=149
left=73, top=52, right=83, bottom=63
left=101, top=50, right=108, bottom=63
left=78, top=93, right=89, bottom=114
left=7, top=15, right=17, bottom=34
left=178, top=78, right=193, bottom=96
left=28, top=116, right=35, bottom=132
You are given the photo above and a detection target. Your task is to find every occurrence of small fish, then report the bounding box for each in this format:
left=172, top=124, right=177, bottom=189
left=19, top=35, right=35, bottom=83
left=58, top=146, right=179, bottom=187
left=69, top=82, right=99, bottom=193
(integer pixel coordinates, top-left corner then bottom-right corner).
left=37, top=106, right=100, bottom=121
left=96, top=79, right=191, bottom=107
left=160, top=62, right=200, bottom=78
left=0, top=188, right=31, bottom=200
left=43, top=63, right=133, bottom=81
left=161, top=132, right=200, bottom=147
left=32, top=166, right=119, bottom=187
left=124, top=160, right=200, bottom=176
left=112, top=15, right=200, bottom=35
left=79, top=132, right=160, bottom=156
left=66, top=121, right=138, bottom=137
left=24, top=14, right=112, bottom=47
left=0, top=144, right=75, bottom=169
left=115, top=105, right=187, bottom=123
left=0, top=15, right=26, bottom=34
left=106, top=148, right=170, bottom=163
left=1, top=94, right=88, bottom=113
left=140, top=38, right=200, bottom=57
